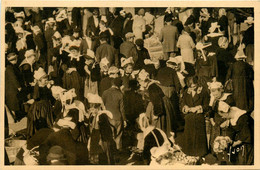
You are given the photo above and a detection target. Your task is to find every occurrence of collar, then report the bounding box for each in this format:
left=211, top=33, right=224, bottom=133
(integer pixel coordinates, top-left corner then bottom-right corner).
left=68, top=53, right=82, bottom=61
left=229, top=107, right=247, bottom=126
left=63, top=100, right=87, bottom=122
left=143, top=125, right=155, bottom=139
left=209, top=93, right=232, bottom=107
left=219, top=93, right=232, bottom=101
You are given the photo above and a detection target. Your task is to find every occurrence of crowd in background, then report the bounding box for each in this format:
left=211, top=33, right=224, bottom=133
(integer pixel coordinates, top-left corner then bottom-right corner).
left=4, top=7, right=254, bottom=165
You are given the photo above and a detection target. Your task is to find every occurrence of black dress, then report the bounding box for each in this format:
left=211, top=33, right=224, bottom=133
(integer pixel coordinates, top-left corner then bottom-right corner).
left=179, top=87, right=209, bottom=157
left=62, top=55, right=86, bottom=101
left=27, top=85, right=55, bottom=140
left=229, top=114, right=254, bottom=165
left=215, top=48, right=235, bottom=84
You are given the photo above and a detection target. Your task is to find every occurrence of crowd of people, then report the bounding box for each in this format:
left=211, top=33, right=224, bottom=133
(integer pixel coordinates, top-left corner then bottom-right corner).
left=4, top=7, right=254, bottom=165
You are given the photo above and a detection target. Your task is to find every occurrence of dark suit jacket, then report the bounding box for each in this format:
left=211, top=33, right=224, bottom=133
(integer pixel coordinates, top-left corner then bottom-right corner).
left=122, top=19, right=133, bottom=38
left=102, top=87, right=126, bottom=121
left=5, top=64, right=21, bottom=111
left=109, top=16, right=124, bottom=38
left=96, top=42, right=118, bottom=67
left=156, top=66, right=181, bottom=92
left=87, top=16, right=100, bottom=37
left=159, top=25, right=179, bottom=52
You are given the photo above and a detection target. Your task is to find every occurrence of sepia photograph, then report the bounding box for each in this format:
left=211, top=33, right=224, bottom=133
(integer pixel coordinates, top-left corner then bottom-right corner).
left=1, top=1, right=259, bottom=169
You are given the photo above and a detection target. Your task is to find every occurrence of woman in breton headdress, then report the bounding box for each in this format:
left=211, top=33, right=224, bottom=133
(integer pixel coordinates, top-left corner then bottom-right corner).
left=217, top=102, right=254, bottom=165
left=120, top=57, right=135, bottom=93
left=53, top=88, right=89, bottom=144
left=62, top=41, right=86, bottom=101
left=145, top=83, right=178, bottom=137
left=225, top=48, right=254, bottom=112
left=26, top=67, right=55, bottom=140
left=179, top=76, right=209, bottom=157
left=207, top=81, right=235, bottom=152
left=195, top=42, right=218, bottom=92
left=84, top=49, right=100, bottom=97
left=86, top=93, right=116, bottom=165
left=99, top=20, right=114, bottom=45
left=19, top=49, right=38, bottom=87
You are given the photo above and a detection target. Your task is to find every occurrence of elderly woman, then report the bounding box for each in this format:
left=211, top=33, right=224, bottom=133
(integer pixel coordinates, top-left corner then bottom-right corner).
left=26, top=67, right=55, bottom=140
left=145, top=83, right=178, bottom=137
left=207, top=81, right=235, bottom=152
left=62, top=42, right=86, bottom=101
left=218, top=103, right=254, bottom=165
left=179, top=76, right=209, bottom=157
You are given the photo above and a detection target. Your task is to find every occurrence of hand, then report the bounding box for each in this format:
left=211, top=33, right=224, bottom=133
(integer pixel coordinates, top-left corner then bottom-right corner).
left=66, top=68, right=76, bottom=74
left=27, top=99, right=35, bottom=105
left=210, top=118, right=216, bottom=126
left=123, top=120, right=127, bottom=128
left=204, top=35, right=208, bottom=41
left=18, top=87, right=22, bottom=92
left=190, top=107, right=197, bottom=113
left=220, top=120, right=229, bottom=128
left=232, top=140, right=242, bottom=147
left=52, top=56, right=57, bottom=62
left=182, top=105, right=189, bottom=114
